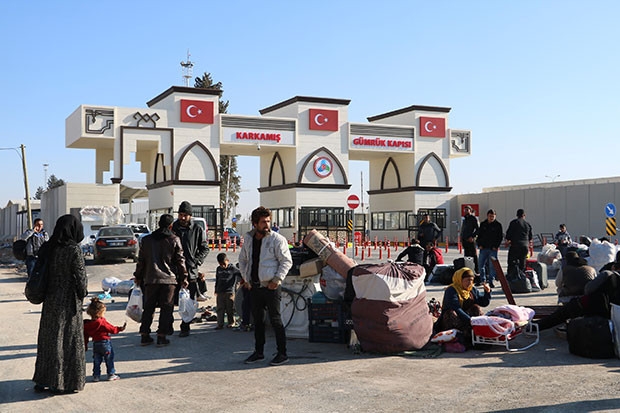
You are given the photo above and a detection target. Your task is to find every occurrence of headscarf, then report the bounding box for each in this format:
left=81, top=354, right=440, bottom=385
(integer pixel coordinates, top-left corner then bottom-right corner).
left=450, top=267, right=475, bottom=305
left=49, top=214, right=84, bottom=249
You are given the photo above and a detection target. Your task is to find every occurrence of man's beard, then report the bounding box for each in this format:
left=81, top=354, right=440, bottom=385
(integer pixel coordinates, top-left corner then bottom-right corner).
left=256, top=227, right=270, bottom=236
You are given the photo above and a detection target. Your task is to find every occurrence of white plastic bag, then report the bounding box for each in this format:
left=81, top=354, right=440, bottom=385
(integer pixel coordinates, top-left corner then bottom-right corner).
left=320, top=265, right=346, bottom=300
left=178, top=288, right=197, bottom=323
left=125, top=286, right=143, bottom=323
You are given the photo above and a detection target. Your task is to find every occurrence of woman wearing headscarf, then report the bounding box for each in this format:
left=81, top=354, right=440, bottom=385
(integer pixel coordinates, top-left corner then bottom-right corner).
left=554, top=251, right=596, bottom=304
left=437, top=268, right=492, bottom=335
left=33, top=214, right=88, bottom=394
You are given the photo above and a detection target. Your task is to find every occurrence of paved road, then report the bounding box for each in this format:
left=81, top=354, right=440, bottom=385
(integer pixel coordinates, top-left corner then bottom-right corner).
left=1, top=246, right=619, bottom=413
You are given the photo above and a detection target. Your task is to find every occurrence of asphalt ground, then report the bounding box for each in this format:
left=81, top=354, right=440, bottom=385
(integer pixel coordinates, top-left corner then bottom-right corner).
left=1, top=245, right=619, bottom=413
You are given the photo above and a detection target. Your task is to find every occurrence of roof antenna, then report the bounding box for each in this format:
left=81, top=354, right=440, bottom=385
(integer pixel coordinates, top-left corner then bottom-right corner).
left=180, top=49, right=194, bottom=87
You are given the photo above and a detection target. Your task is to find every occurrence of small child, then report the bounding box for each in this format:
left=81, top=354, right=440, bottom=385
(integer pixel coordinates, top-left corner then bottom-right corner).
left=84, top=297, right=126, bottom=382
left=214, top=252, right=241, bottom=330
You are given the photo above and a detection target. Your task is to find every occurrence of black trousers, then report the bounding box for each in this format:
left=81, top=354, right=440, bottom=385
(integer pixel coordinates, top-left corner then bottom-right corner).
left=507, top=244, right=529, bottom=271
left=140, top=284, right=176, bottom=336
left=250, top=286, right=286, bottom=356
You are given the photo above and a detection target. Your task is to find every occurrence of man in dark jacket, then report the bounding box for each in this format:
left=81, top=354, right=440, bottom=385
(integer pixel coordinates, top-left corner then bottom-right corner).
left=476, top=209, right=503, bottom=287
left=505, top=208, right=533, bottom=271
left=21, top=218, right=49, bottom=277
left=134, top=214, right=186, bottom=346
left=172, top=201, right=210, bottom=337
left=461, top=205, right=479, bottom=273
left=418, top=215, right=441, bottom=246
left=396, top=239, right=425, bottom=265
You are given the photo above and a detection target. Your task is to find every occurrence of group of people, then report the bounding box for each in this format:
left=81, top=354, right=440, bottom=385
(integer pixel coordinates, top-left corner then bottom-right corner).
left=30, top=204, right=293, bottom=395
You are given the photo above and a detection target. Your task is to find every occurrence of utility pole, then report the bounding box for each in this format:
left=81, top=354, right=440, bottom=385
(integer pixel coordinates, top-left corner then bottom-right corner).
left=21, top=144, right=33, bottom=229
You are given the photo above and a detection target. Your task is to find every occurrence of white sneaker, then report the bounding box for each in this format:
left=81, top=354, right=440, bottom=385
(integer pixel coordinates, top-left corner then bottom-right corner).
left=107, top=374, right=120, bottom=381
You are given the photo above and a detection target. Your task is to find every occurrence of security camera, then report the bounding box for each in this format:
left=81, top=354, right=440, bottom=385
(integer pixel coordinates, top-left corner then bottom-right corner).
left=256, top=144, right=261, bottom=151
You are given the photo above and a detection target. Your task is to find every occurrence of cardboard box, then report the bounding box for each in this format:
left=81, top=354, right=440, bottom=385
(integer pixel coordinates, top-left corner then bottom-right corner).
left=299, top=257, right=324, bottom=278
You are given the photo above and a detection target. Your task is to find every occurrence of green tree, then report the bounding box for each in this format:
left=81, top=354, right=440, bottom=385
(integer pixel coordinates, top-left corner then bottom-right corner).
left=194, top=72, right=237, bottom=221
left=34, top=174, right=66, bottom=199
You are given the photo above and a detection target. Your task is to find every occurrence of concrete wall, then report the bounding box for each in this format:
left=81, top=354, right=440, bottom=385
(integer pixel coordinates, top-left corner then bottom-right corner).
left=454, top=177, right=620, bottom=242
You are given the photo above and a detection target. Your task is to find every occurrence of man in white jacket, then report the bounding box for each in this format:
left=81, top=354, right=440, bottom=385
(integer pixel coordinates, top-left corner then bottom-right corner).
left=239, top=206, right=292, bottom=366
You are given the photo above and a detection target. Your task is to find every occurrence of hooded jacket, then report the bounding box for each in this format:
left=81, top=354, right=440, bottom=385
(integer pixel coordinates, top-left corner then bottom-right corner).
left=172, top=219, right=209, bottom=280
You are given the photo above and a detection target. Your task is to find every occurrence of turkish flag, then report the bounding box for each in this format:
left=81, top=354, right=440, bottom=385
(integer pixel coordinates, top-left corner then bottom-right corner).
left=419, top=116, right=446, bottom=137
left=180, top=99, right=214, bottom=124
left=309, top=109, right=338, bottom=131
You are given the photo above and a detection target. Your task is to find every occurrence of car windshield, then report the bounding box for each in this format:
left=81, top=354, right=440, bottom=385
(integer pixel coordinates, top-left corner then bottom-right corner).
left=99, top=227, right=134, bottom=237
left=131, top=225, right=149, bottom=234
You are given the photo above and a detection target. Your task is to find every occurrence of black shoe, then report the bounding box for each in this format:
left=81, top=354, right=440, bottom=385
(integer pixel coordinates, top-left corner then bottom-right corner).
left=156, top=336, right=170, bottom=346
left=179, top=331, right=190, bottom=338
left=270, top=353, right=289, bottom=366
left=244, top=352, right=265, bottom=364
left=489, top=281, right=496, bottom=288
left=34, top=384, right=48, bottom=393
left=141, top=335, right=154, bottom=346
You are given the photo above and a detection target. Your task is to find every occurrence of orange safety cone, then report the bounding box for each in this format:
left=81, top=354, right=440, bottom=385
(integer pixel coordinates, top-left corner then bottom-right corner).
left=387, top=246, right=391, bottom=259
left=361, top=248, right=365, bottom=261
left=225, top=241, right=229, bottom=252
left=445, top=236, right=449, bottom=253
left=218, top=239, right=222, bottom=251
left=355, top=245, right=359, bottom=257
left=379, top=247, right=383, bottom=260
left=343, top=243, right=347, bottom=255
left=367, top=246, right=371, bottom=258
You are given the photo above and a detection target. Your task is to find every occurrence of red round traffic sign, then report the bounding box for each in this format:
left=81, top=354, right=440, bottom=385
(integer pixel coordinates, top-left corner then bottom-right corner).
left=347, top=194, right=360, bottom=209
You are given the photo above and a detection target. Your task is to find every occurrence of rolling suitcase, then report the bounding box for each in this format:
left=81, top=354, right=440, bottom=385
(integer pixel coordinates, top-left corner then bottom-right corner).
left=453, top=256, right=475, bottom=271
left=527, top=261, right=548, bottom=289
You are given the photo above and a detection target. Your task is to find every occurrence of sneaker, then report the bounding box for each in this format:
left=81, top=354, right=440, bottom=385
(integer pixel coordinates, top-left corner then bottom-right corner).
left=227, top=323, right=237, bottom=328
left=157, top=336, right=170, bottom=346
left=269, top=353, right=289, bottom=366
left=140, top=335, right=154, bottom=346
left=179, top=331, right=190, bottom=338
left=244, top=352, right=265, bottom=364
left=107, top=374, right=120, bottom=381
left=92, top=376, right=100, bottom=382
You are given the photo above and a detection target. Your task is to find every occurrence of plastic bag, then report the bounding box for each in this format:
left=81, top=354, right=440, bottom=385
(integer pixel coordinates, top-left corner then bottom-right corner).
left=126, top=286, right=143, bottom=323
left=178, top=288, right=197, bottom=323
left=320, top=265, right=346, bottom=300
left=102, top=277, right=122, bottom=292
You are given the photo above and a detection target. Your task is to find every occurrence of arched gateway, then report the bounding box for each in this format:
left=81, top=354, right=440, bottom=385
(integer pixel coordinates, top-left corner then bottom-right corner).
left=66, top=86, right=471, bottom=242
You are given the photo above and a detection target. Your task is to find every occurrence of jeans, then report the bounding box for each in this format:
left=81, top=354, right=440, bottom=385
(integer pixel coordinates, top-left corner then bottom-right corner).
left=251, top=286, right=286, bottom=356
left=478, top=248, right=498, bottom=283
left=92, top=340, right=115, bottom=377
left=216, top=292, right=235, bottom=327
left=25, top=256, right=37, bottom=278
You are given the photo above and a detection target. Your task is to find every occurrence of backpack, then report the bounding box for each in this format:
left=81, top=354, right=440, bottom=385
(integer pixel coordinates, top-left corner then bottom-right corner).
left=24, top=253, right=48, bottom=304
left=567, top=316, right=615, bottom=359
left=12, top=239, right=27, bottom=261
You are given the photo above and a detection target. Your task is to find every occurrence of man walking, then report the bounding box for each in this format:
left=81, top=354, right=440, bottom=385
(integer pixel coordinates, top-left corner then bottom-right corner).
left=21, top=218, right=49, bottom=277
left=461, top=206, right=479, bottom=273
left=476, top=209, right=503, bottom=288
left=239, top=206, right=292, bottom=366
left=505, top=208, right=533, bottom=271
left=134, top=214, right=186, bottom=346
left=172, top=201, right=210, bottom=337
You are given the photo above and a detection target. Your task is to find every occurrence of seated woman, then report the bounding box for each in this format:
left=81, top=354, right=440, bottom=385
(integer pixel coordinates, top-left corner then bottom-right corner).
left=555, top=251, right=596, bottom=304
left=436, top=268, right=492, bottom=342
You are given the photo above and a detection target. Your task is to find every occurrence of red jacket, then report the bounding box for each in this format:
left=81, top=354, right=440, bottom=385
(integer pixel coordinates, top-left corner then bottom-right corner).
left=84, top=317, right=121, bottom=344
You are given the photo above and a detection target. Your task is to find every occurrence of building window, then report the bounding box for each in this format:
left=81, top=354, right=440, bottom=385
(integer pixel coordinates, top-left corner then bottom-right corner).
left=271, top=207, right=294, bottom=228
left=371, top=211, right=408, bottom=230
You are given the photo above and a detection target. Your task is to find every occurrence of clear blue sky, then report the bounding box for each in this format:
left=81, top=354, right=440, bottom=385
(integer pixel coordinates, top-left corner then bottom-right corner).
left=1, top=1, right=618, bottom=219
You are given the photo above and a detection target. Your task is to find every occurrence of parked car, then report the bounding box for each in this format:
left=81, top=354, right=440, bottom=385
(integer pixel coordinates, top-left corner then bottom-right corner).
left=93, top=226, right=139, bottom=263
left=120, top=223, right=151, bottom=245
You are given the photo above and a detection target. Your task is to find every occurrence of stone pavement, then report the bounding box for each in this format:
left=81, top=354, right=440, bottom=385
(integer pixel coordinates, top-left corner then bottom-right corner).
left=0, top=246, right=619, bottom=413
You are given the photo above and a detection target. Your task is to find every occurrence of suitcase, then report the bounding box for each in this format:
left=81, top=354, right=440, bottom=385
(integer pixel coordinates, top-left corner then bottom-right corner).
left=453, top=256, right=475, bottom=271
left=527, top=260, right=548, bottom=289
left=567, top=316, right=615, bottom=359
left=431, top=264, right=455, bottom=285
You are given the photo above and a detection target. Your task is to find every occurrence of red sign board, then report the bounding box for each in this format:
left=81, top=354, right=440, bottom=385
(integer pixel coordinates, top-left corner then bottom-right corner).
left=347, top=194, right=360, bottom=209
left=461, top=204, right=479, bottom=217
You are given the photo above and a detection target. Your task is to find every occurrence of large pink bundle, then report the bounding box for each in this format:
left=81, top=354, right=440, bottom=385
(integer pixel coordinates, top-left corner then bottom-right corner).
left=350, top=262, right=433, bottom=352
left=303, top=229, right=356, bottom=278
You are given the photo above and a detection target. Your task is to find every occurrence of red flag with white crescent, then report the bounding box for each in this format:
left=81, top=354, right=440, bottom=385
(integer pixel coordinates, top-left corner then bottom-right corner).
left=180, top=99, right=214, bottom=124
left=309, top=108, right=338, bottom=131
left=419, top=116, right=446, bottom=137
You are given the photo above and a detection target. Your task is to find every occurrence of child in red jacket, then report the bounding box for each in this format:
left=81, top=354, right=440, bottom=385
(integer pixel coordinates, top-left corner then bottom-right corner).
left=84, top=297, right=126, bottom=382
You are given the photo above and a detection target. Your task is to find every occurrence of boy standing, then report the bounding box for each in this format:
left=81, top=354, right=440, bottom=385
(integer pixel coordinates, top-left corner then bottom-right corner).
left=215, top=253, right=241, bottom=329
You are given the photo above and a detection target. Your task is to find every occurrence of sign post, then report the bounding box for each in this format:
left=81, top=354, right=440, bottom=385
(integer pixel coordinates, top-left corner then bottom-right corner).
left=605, top=203, right=617, bottom=237
left=347, top=195, right=360, bottom=259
